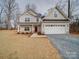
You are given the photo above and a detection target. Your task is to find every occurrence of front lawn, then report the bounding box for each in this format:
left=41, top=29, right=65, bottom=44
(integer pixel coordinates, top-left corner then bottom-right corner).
left=0, top=30, right=61, bottom=59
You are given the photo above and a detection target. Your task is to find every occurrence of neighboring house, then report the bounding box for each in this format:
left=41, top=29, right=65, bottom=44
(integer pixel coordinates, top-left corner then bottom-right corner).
left=17, top=6, right=70, bottom=34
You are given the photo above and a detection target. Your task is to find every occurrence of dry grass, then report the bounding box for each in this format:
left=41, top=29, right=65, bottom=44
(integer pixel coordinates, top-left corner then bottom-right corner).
left=0, top=30, right=62, bottom=59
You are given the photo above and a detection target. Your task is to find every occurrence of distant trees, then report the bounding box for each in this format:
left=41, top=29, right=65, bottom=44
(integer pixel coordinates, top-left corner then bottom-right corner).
left=2, top=0, right=18, bottom=29
left=58, top=0, right=79, bottom=33
left=0, top=4, right=4, bottom=24
left=58, top=0, right=79, bottom=19
left=68, top=0, right=79, bottom=19
left=70, top=17, right=79, bottom=33
left=0, top=0, right=19, bottom=29
left=0, top=0, right=4, bottom=29
left=25, top=4, right=37, bottom=11
left=75, top=17, right=79, bottom=29
left=14, top=4, right=20, bottom=29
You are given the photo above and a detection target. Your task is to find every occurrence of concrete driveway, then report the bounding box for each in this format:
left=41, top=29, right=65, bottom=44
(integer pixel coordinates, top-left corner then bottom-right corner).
left=47, top=34, right=79, bottom=59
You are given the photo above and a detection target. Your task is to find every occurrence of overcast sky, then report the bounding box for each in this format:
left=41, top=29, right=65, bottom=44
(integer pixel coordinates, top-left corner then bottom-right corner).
left=16, top=0, right=79, bottom=16
left=16, top=0, right=59, bottom=14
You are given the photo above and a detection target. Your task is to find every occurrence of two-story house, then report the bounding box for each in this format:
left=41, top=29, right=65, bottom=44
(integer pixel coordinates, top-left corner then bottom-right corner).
left=17, top=6, right=70, bottom=34
left=17, top=9, right=42, bottom=34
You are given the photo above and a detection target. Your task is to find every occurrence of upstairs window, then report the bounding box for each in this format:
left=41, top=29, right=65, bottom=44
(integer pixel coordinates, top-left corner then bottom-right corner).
left=25, top=18, right=30, bottom=22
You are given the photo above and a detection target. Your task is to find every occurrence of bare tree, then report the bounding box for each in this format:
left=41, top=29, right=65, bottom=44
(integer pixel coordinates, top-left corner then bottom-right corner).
left=0, top=1, right=4, bottom=29
left=70, top=0, right=79, bottom=19
left=30, top=4, right=37, bottom=11
left=25, top=4, right=37, bottom=11
left=0, top=5, right=4, bottom=24
left=57, top=0, right=67, bottom=9
left=14, top=4, right=20, bottom=29
left=57, top=0, right=79, bottom=19
left=0, top=0, right=4, bottom=23
left=3, top=0, right=17, bottom=29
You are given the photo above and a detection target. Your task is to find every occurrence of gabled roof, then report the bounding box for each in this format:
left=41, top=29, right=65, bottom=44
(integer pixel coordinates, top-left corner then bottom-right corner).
left=20, top=9, right=38, bottom=17
left=43, top=6, right=70, bottom=21
left=55, top=6, right=69, bottom=20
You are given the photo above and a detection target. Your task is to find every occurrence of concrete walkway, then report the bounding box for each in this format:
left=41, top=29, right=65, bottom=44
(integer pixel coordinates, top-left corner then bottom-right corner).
left=31, top=33, right=47, bottom=37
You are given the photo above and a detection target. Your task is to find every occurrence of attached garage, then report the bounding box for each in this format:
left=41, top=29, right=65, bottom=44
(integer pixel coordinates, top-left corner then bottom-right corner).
left=43, top=23, right=67, bottom=34
left=41, top=6, right=70, bottom=34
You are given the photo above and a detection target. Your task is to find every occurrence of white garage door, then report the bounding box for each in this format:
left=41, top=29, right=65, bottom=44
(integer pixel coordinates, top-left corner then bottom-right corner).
left=44, top=25, right=66, bottom=34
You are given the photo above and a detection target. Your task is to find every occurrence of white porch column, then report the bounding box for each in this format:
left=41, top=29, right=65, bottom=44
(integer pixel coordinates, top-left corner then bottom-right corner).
left=32, top=25, right=34, bottom=33
left=17, top=25, right=20, bottom=33
left=41, top=23, right=44, bottom=34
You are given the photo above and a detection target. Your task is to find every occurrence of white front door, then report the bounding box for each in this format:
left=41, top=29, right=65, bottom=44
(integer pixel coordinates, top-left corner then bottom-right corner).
left=44, top=25, right=66, bottom=34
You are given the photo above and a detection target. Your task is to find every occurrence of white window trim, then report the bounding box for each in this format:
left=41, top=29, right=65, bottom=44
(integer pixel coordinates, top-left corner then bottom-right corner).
left=24, top=27, right=30, bottom=31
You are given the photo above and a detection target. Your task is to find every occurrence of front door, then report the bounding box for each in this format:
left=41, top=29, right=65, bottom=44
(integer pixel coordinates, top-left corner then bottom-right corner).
left=35, top=26, right=37, bottom=32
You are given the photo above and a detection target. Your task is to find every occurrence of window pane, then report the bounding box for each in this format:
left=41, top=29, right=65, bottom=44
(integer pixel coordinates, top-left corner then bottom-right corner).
left=25, top=18, right=30, bottom=22
left=25, top=27, right=29, bottom=31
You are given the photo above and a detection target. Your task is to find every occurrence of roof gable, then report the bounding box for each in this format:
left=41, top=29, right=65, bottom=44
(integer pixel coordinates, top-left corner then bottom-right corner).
left=43, top=6, right=69, bottom=21
left=19, top=9, right=42, bottom=22
left=21, top=9, right=38, bottom=17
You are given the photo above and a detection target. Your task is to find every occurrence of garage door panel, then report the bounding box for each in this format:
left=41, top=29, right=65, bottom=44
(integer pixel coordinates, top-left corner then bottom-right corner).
left=44, top=26, right=66, bottom=34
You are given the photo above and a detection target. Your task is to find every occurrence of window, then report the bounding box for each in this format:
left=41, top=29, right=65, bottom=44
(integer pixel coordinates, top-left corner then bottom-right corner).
left=24, top=27, right=29, bottom=31
left=27, top=18, right=30, bottom=21
left=25, top=18, right=30, bottom=22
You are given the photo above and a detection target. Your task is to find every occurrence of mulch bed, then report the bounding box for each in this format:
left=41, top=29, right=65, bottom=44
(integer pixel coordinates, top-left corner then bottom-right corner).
left=70, top=32, right=79, bottom=35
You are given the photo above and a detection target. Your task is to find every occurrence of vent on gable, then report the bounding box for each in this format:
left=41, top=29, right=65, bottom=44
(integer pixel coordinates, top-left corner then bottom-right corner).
left=54, top=11, right=57, bottom=17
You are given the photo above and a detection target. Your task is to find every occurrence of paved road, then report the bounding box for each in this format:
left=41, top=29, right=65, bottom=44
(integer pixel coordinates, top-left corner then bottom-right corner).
left=47, top=34, right=79, bottom=59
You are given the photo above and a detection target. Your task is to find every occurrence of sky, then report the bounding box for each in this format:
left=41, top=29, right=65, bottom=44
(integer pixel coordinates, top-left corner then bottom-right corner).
left=16, top=0, right=79, bottom=16
left=0, top=0, right=78, bottom=16
left=16, top=0, right=59, bottom=14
